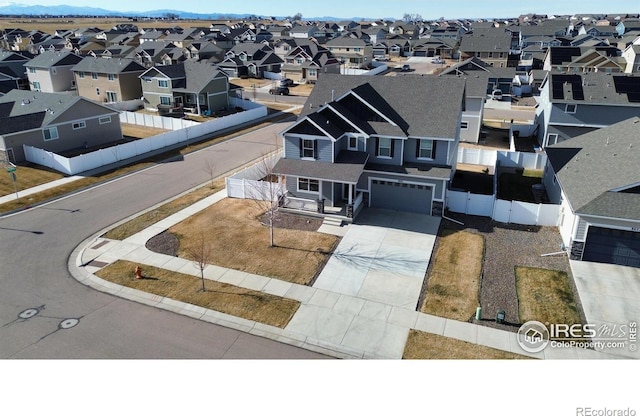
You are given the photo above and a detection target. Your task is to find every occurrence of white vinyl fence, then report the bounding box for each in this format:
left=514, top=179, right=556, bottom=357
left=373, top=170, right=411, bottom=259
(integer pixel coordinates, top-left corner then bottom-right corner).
left=226, top=154, right=286, bottom=201
left=25, top=99, right=268, bottom=175
left=457, top=148, right=547, bottom=171
left=119, top=111, right=199, bottom=130
left=447, top=191, right=561, bottom=226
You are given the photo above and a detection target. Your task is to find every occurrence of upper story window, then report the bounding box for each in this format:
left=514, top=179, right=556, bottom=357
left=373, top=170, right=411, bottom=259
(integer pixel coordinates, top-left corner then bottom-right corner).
left=108, top=74, right=115, bottom=81
left=43, top=127, right=58, bottom=141
left=460, top=121, right=468, bottom=130
left=32, top=81, right=41, bottom=91
left=72, top=121, right=86, bottom=130
left=348, top=136, right=358, bottom=150
left=565, top=104, right=577, bottom=113
left=417, top=139, right=436, bottom=159
left=29, top=67, right=36, bottom=73
left=158, top=79, right=169, bottom=88
left=377, top=137, right=392, bottom=158
left=91, top=72, right=98, bottom=79
left=301, top=139, right=316, bottom=159
left=78, top=71, right=85, bottom=78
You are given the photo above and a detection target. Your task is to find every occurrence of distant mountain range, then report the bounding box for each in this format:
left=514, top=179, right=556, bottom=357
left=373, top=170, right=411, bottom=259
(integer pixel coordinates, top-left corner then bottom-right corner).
left=0, top=2, right=375, bottom=21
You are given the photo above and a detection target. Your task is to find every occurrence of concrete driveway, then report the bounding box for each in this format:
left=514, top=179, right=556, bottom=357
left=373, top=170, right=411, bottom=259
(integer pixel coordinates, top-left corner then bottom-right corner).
left=313, top=208, right=440, bottom=309
left=570, top=260, right=640, bottom=359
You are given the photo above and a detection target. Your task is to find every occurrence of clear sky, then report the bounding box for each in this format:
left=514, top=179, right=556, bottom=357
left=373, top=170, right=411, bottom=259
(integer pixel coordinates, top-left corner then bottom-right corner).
left=5, top=0, right=633, bottom=20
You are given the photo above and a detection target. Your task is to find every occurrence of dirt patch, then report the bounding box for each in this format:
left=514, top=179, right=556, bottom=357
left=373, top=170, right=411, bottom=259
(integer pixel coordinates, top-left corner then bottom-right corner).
left=262, top=212, right=323, bottom=232
left=146, top=231, right=180, bottom=257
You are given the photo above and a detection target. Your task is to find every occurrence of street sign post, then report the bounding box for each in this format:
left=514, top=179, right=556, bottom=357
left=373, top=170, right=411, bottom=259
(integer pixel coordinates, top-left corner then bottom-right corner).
left=7, top=168, right=18, bottom=200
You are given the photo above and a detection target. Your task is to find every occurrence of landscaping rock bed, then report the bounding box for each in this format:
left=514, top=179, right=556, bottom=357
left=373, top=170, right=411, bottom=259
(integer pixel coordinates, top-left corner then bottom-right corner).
left=440, top=211, right=586, bottom=332
left=146, top=231, right=180, bottom=257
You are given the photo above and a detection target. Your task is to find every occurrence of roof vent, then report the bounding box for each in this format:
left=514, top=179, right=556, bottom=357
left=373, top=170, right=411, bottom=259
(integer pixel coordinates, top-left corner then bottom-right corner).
left=21, top=98, right=30, bottom=105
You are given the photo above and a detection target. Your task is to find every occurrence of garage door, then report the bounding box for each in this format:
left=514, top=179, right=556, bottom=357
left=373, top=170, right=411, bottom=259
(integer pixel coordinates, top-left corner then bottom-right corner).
left=583, top=227, right=640, bottom=268
left=370, top=179, right=432, bottom=214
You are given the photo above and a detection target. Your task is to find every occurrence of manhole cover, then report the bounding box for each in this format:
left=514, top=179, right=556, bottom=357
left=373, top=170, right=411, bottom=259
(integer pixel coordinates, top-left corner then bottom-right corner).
left=18, top=308, right=40, bottom=319
left=58, top=318, right=79, bottom=330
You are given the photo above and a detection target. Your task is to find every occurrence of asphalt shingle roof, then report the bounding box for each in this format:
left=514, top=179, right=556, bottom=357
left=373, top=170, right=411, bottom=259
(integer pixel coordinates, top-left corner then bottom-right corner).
left=546, top=116, right=640, bottom=219
left=25, top=50, right=82, bottom=69
left=301, top=74, right=465, bottom=139
left=72, top=56, right=145, bottom=74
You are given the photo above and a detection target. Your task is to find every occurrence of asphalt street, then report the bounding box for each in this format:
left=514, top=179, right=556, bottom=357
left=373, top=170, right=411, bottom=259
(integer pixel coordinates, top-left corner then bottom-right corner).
left=0, top=118, right=328, bottom=359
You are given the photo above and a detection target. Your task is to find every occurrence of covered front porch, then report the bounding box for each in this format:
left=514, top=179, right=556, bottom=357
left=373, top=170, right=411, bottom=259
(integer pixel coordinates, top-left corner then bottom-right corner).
left=272, top=150, right=369, bottom=222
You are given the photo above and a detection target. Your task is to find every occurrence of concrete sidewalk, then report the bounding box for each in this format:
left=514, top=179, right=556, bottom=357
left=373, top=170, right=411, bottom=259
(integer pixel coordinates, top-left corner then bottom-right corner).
left=69, top=190, right=618, bottom=359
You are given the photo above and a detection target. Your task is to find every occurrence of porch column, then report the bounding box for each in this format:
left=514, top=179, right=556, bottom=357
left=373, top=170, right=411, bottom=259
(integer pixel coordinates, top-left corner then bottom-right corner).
left=348, top=183, right=353, bottom=205
left=317, top=180, right=324, bottom=214
left=195, top=94, right=201, bottom=116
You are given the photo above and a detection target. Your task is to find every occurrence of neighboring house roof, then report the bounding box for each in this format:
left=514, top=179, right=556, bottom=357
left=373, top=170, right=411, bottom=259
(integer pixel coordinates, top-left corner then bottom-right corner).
left=545, top=72, right=640, bottom=105
left=326, top=36, right=368, bottom=47
left=72, top=56, right=146, bottom=74
left=140, top=61, right=227, bottom=93
left=459, top=33, right=511, bottom=53
left=0, top=90, right=113, bottom=135
left=546, top=116, right=640, bottom=219
left=299, top=74, right=465, bottom=139
left=24, top=50, right=82, bottom=69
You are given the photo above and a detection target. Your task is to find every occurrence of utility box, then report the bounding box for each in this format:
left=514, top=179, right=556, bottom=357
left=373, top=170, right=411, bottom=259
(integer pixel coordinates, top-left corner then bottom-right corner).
left=496, top=309, right=506, bottom=324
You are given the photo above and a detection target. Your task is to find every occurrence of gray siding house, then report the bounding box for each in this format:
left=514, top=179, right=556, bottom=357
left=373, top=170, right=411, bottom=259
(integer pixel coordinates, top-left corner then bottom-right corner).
left=139, top=61, right=230, bottom=115
left=0, top=90, right=121, bottom=163
left=535, top=72, right=640, bottom=147
left=544, top=117, right=640, bottom=268
left=273, top=74, right=465, bottom=220
left=24, top=50, right=83, bottom=93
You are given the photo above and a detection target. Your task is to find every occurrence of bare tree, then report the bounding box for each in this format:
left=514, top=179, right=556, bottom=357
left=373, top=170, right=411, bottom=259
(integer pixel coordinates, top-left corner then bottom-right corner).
left=250, top=154, right=283, bottom=247
left=186, top=232, right=211, bottom=292
left=203, top=159, right=217, bottom=189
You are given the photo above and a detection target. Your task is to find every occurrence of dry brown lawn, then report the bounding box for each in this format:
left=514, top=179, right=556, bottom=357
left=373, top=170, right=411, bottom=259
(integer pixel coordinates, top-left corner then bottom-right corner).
left=103, top=179, right=224, bottom=240
left=0, top=17, right=216, bottom=33
left=231, top=78, right=273, bottom=89
left=0, top=163, right=65, bottom=197
left=403, top=330, right=530, bottom=359
left=95, top=260, right=299, bottom=328
left=121, top=123, right=169, bottom=139
left=169, top=198, right=339, bottom=285
left=516, top=266, right=581, bottom=326
left=421, top=230, right=483, bottom=321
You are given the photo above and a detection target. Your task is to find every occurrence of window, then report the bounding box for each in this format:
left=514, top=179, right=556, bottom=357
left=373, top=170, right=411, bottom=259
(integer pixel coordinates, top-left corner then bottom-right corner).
left=78, top=71, right=85, bottom=78
left=106, top=91, right=118, bottom=102
left=91, top=72, right=98, bottom=79
left=417, top=139, right=435, bottom=159
left=547, top=133, right=559, bottom=145
left=99, top=116, right=111, bottom=124
left=158, top=79, right=169, bottom=88
left=308, top=68, right=317, bottom=77
left=96, top=88, right=100, bottom=96
left=296, top=58, right=303, bottom=65
left=160, top=96, right=172, bottom=105
left=301, top=139, right=316, bottom=159
left=565, top=104, right=577, bottom=113
left=377, top=137, right=392, bottom=157
left=43, top=127, right=58, bottom=141
left=460, top=121, right=468, bottom=130
left=32, top=81, right=41, bottom=91
left=72, top=121, right=86, bottom=130
left=348, top=136, right=358, bottom=150
left=108, top=73, right=115, bottom=81
left=29, top=67, right=36, bottom=73
left=298, top=178, right=320, bottom=193
left=354, top=47, right=361, bottom=52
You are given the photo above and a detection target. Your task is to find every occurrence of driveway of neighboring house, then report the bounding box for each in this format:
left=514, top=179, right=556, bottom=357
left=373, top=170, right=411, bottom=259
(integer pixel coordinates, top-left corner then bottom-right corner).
left=569, top=260, right=640, bottom=359
left=313, top=208, right=440, bottom=309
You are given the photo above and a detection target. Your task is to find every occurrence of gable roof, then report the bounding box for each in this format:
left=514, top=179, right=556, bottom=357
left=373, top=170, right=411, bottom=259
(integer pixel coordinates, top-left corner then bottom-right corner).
left=545, top=72, right=640, bottom=105
left=72, top=56, right=146, bottom=74
left=24, top=50, right=82, bottom=69
left=296, top=74, right=465, bottom=139
left=546, top=117, right=640, bottom=219
left=0, top=90, right=114, bottom=134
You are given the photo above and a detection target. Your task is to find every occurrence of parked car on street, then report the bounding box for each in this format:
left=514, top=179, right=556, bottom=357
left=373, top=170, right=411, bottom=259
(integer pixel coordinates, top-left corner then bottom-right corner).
left=269, top=86, right=290, bottom=95
left=431, top=58, right=445, bottom=64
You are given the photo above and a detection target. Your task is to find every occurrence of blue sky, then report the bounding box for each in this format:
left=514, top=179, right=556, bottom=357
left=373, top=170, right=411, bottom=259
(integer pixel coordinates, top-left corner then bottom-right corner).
left=7, top=0, right=630, bottom=19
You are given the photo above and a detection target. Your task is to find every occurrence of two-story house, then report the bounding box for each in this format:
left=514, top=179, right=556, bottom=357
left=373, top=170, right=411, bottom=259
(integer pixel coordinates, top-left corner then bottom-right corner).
left=218, top=44, right=283, bottom=78
left=326, top=36, right=372, bottom=69
left=24, top=50, right=83, bottom=93
left=542, top=46, right=625, bottom=73
left=535, top=71, right=640, bottom=147
left=272, top=74, right=466, bottom=220
left=0, top=90, right=121, bottom=163
left=139, top=61, right=230, bottom=115
left=280, top=40, right=340, bottom=83
left=0, top=50, right=32, bottom=93
left=458, top=32, right=512, bottom=68
left=72, top=56, right=146, bottom=104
